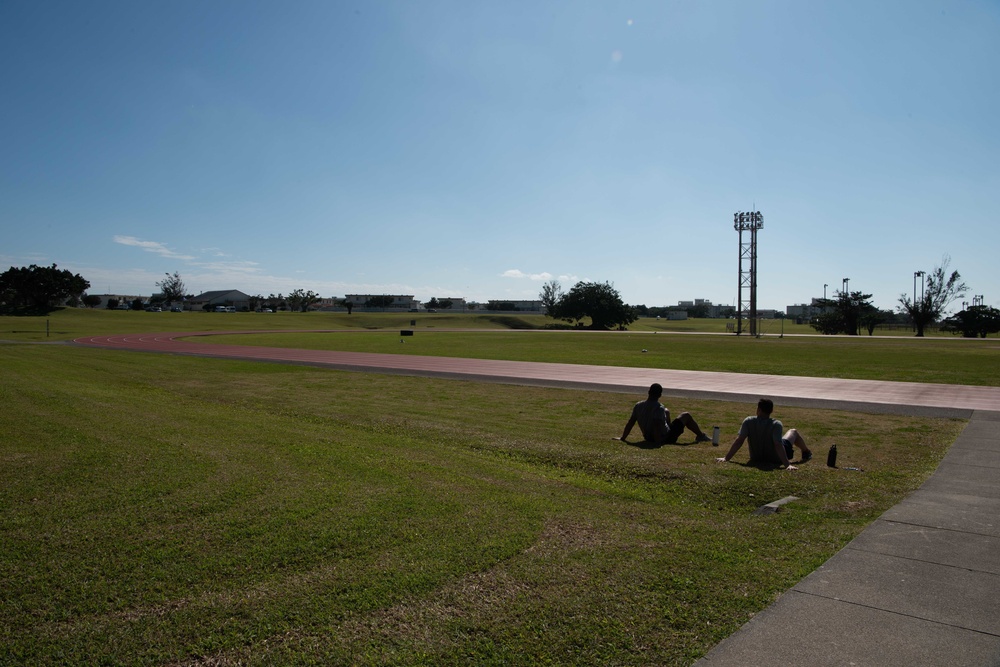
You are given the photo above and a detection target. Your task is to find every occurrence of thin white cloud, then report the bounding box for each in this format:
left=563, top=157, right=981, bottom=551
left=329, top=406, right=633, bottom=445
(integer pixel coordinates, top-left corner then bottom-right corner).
left=113, top=235, right=195, bottom=261
left=501, top=269, right=553, bottom=281
left=190, top=259, right=262, bottom=274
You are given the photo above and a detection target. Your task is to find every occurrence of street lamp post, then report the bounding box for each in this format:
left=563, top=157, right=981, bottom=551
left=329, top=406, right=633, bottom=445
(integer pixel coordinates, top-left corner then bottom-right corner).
left=914, top=271, right=926, bottom=303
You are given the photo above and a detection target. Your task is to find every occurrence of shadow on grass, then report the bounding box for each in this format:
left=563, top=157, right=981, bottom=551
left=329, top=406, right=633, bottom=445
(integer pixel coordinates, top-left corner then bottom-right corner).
left=618, top=438, right=700, bottom=449
left=0, top=305, right=66, bottom=316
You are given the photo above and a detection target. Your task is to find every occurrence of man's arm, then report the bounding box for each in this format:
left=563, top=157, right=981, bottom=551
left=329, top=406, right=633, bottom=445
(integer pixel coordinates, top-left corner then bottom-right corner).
left=716, top=434, right=746, bottom=463
left=773, top=433, right=796, bottom=470
left=618, top=415, right=637, bottom=441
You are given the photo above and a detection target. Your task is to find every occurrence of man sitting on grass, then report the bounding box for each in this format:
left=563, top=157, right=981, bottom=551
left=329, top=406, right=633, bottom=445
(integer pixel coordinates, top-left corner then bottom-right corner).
left=715, top=398, right=812, bottom=470
left=617, top=383, right=712, bottom=445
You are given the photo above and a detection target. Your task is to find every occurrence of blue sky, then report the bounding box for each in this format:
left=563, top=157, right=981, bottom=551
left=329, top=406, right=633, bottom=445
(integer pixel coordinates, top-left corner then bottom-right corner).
left=2, top=1, right=997, bottom=311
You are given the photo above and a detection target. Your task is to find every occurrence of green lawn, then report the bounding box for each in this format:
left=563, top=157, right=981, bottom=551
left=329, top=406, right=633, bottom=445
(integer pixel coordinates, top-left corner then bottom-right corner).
left=0, top=344, right=964, bottom=665
left=0, top=307, right=968, bottom=342
left=4, top=309, right=997, bottom=386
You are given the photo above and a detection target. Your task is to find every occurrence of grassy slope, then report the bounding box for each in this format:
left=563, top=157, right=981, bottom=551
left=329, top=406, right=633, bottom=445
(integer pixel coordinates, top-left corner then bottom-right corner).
left=1, top=344, right=962, bottom=665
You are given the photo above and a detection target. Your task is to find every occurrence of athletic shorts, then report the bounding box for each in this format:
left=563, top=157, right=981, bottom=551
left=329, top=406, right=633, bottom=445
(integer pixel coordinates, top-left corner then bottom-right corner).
left=664, top=418, right=685, bottom=444
left=781, top=438, right=794, bottom=459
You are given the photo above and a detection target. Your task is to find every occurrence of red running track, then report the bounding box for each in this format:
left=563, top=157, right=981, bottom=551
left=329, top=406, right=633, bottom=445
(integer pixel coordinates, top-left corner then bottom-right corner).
left=72, top=331, right=1000, bottom=416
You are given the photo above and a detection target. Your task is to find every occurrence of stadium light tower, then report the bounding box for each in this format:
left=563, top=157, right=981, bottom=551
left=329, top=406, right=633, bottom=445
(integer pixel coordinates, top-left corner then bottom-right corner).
left=734, top=210, right=763, bottom=336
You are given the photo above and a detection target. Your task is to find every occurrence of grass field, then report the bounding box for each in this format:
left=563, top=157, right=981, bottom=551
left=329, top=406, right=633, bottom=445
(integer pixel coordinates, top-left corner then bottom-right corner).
left=0, top=337, right=966, bottom=665
left=4, top=309, right=999, bottom=386
left=0, top=307, right=973, bottom=341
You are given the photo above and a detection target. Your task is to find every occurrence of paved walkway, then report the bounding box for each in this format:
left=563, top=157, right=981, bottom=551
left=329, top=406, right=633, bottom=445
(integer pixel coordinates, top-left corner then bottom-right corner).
left=73, top=332, right=1000, bottom=665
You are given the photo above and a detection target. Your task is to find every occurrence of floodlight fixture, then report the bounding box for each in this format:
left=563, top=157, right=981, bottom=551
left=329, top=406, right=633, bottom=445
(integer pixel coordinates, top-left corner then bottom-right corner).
left=913, top=271, right=926, bottom=304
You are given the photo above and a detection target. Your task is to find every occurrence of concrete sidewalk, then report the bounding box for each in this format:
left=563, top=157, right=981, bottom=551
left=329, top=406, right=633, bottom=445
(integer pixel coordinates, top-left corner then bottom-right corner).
left=696, top=409, right=1000, bottom=666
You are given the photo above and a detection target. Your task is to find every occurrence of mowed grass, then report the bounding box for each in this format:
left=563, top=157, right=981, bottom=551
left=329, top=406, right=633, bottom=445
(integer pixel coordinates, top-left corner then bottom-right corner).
left=6, top=308, right=995, bottom=385
left=0, top=308, right=533, bottom=342
left=1, top=345, right=963, bottom=665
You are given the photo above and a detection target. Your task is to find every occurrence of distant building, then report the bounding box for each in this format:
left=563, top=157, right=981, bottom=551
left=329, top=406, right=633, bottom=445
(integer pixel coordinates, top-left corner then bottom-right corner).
left=89, top=294, right=143, bottom=309
left=312, top=297, right=343, bottom=311
left=189, top=290, right=251, bottom=311
left=673, top=299, right=731, bottom=318
left=786, top=298, right=828, bottom=321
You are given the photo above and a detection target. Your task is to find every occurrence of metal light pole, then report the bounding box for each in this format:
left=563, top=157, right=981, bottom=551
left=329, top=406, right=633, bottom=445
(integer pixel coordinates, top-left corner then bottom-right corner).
left=842, top=278, right=850, bottom=295
left=824, top=284, right=828, bottom=300
left=734, top=210, right=764, bottom=336
left=917, top=271, right=926, bottom=302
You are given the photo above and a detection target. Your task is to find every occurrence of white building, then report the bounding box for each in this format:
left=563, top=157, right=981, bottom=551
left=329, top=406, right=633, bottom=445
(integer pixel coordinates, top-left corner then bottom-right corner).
left=189, top=290, right=252, bottom=311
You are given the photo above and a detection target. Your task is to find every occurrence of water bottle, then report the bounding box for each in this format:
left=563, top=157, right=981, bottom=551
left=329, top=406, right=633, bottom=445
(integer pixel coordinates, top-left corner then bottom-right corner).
left=827, top=444, right=838, bottom=468
left=712, top=426, right=720, bottom=446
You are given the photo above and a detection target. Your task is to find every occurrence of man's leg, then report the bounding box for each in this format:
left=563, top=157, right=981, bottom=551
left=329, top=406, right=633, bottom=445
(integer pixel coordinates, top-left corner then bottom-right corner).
left=663, top=418, right=685, bottom=444
left=678, top=412, right=711, bottom=442
left=784, top=428, right=812, bottom=461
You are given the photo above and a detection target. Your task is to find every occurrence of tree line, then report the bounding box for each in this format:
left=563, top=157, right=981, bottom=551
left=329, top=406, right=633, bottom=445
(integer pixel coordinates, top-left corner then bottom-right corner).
left=2, top=262, right=995, bottom=337
left=811, top=257, right=999, bottom=337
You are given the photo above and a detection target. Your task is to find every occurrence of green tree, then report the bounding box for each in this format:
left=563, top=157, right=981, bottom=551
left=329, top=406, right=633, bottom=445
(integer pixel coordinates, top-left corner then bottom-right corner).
left=156, top=271, right=186, bottom=303
left=365, top=295, right=395, bottom=309
left=810, top=291, right=877, bottom=335
left=341, top=299, right=353, bottom=314
left=941, top=305, right=1000, bottom=338
left=82, top=294, right=102, bottom=308
left=287, top=289, right=321, bottom=312
left=0, top=264, right=90, bottom=313
left=687, top=303, right=710, bottom=319
left=861, top=309, right=893, bottom=336
left=899, top=257, right=968, bottom=337
left=556, top=281, right=636, bottom=330
left=539, top=280, right=564, bottom=318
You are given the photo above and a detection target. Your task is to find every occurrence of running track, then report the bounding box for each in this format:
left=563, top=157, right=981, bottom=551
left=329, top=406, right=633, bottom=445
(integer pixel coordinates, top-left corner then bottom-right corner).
left=72, top=331, right=1000, bottom=416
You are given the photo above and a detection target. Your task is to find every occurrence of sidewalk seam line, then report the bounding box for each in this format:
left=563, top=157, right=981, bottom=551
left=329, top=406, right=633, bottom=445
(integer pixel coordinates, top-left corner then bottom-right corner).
left=791, top=590, right=1000, bottom=638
